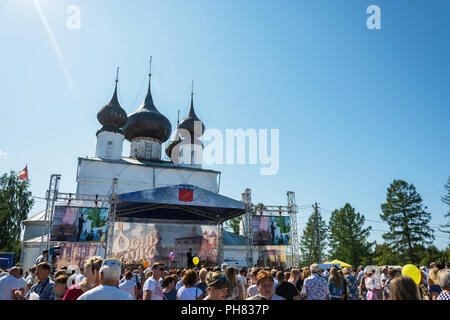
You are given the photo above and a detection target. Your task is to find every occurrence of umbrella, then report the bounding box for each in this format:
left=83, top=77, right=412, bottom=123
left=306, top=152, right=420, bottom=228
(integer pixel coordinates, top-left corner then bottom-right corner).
left=328, top=259, right=352, bottom=268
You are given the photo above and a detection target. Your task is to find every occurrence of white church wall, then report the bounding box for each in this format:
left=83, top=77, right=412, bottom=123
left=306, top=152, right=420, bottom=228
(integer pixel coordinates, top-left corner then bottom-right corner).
left=76, top=158, right=220, bottom=196
left=95, top=131, right=125, bottom=160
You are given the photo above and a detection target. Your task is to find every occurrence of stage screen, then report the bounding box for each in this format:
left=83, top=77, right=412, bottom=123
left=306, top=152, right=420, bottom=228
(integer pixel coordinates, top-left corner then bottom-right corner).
left=112, top=222, right=219, bottom=267
left=252, top=216, right=291, bottom=245
left=50, top=206, right=108, bottom=243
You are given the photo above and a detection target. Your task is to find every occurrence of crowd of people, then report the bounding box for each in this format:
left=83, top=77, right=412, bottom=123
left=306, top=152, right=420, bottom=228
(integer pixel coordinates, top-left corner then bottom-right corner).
left=1, top=251, right=449, bottom=300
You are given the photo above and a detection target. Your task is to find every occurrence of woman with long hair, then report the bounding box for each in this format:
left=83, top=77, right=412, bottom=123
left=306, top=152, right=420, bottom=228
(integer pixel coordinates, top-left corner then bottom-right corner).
left=225, top=266, right=243, bottom=300
left=427, top=267, right=442, bottom=300
left=389, top=276, right=420, bottom=300
left=328, top=266, right=344, bottom=300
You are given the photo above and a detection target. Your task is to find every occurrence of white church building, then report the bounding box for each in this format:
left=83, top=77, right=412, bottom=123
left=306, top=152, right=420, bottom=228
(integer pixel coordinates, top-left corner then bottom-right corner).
left=20, top=67, right=252, bottom=270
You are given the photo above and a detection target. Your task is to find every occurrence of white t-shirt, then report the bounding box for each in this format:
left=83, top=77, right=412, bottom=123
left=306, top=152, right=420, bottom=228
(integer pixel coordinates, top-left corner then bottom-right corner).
left=15, top=277, right=27, bottom=290
left=0, top=275, right=22, bottom=300
left=247, top=284, right=258, bottom=298
left=143, top=277, right=163, bottom=300
left=176, top=279, right=184, bottom=290
left=177, top=286, right=203, bottom=300
left=237, top=275, right=247, bottom=292
left=77, top=285, right=132, bottom=300
left=119, top=280, right=136, bottom=299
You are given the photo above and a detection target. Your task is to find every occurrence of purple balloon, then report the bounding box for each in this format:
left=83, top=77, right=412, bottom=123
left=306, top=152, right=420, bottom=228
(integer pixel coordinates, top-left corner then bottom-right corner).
left=169, top=252, right=175, bottom=262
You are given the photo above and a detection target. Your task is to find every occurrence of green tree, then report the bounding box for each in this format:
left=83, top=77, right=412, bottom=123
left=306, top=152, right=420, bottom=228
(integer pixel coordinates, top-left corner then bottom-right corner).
left=439, top=174, right=450, bottom=235
left=380, top=179, right=434, bottom=264
left=370, top=243, right=402, bottom=266
left=299, top=211, right=328, bottom=266
left=0, top=171, right=34, bottom=257
left=328, top=203, right=374, bottom=267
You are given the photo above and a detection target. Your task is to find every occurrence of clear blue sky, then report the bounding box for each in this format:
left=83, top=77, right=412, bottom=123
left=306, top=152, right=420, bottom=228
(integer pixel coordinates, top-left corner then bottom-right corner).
left=0, top=0, right=449, bottom=250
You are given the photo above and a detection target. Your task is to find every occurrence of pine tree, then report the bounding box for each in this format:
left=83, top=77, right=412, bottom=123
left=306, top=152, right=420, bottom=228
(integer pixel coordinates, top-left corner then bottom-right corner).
left=299, top=211, right=328, bottom=266
left=439, top=174, right=450, bottom=235
left=380, top=179, right=434, bottom=264
left=328, top=203, right=374, bottom=267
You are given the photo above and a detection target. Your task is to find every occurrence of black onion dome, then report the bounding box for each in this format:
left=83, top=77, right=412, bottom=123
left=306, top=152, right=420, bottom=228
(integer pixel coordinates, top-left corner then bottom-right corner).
left=123, top=75, right=172, bottom=143
left=96, top=78, right=128, bottom=135
left=165, top=131, right=182, bottom=158
left=178, top=92, right=205, bottom=138
left=179, top=136, right=204, bottom=148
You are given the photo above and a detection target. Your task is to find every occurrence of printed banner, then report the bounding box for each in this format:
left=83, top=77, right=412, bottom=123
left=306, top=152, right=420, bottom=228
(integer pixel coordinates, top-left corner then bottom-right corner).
left=112, top=222, right=218, bottom=267
left=55, top=242, right=104, bottom=270
left=51, top=206, right=108, bottom=243
left=252, top=216, right=291, bottom=246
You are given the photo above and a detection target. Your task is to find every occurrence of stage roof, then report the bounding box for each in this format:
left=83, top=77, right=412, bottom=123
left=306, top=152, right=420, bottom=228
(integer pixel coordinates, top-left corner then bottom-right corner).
left=116, top=185, right=246, bottom=223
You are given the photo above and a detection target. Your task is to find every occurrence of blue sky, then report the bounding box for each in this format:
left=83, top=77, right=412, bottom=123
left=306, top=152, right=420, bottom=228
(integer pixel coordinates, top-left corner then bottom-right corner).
left=0, top=0, right=449, bottom=250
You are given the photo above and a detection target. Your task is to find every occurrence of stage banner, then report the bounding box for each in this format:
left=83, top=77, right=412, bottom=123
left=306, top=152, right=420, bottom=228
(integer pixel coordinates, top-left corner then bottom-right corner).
left=55, top=242, right=104, bottom=270
left=50, top=206, right=108, bottom=243
left=112, top=222, right=219, bottom=267
left=252, top=216, right=291, bottom=246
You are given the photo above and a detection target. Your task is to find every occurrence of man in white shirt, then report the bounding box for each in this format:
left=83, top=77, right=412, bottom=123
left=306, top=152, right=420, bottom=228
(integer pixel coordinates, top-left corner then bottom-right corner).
left=78, top=259, right=132, bottom=300
left=25, top=266, right=37, bottom=293
left=143, top=262, right=165, bottom=300
left=0, top=267, right=24, bottom=300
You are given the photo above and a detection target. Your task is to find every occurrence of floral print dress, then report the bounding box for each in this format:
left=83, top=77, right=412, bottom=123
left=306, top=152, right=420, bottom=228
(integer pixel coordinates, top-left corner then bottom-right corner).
left=345, top=274, right=358, bottom=300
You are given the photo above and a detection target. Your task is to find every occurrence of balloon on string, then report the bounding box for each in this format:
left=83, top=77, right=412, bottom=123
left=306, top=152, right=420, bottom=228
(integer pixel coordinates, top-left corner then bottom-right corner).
left=193, top=257, right=199, bottom=265
left=401, top=264, right=421, bottom=284
left=169, top=252, right=175, bottom=262
left=143, top=261, right=149, bottom=268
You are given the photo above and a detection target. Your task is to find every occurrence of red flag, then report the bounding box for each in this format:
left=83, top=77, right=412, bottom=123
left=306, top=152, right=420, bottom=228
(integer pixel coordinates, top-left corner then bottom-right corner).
left=18, top=165, right=28, bottom=181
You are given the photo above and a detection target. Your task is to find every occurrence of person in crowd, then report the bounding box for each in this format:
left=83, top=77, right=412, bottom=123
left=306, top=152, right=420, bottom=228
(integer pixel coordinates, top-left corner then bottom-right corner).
left=221, top=263, right=228, bottom=272
left=77, top=259, right=132, bottom=300
left=54, top=274, right=69, bottom=300
left=63, top=256, right=103, bottom=300
left=389, top=275, right=420, bottom=300
left=177, top=269, right=204, bottom=300
left=186, top=248, right=194, bottom=269
left=419, top=269, right=431, bottom=300
left=119, top=271, right=138, bottom=300
left=0, top=267, right=24, bottom=300
left=271, top=269, right=279, bottom=293
left=14, top=267, right=27, bottom=294
left=225, top=266, right=243, bottom=300
left=143, top=262, right=165, bottom=300
left=328, top=266, right=344, bottom=300
left=380, top=266, right=389, bottom=298
left=176, top=269, right=186, bottom=290
left=237, top=268, right=247, bottom=296
left=18, top=262, right=54, bottom=300
left=203, top=272, right=229, bottom=300
left=337, top=269, right=347, bottom=300
left=138, top=266, right=146, bottom=288
left=246, top=268, right=260, bottom=299
left=301, top=264, right=329, bottom=300
left=297, top=267, right=310, bottom=294
left=24, top=265, right=37, bottom=294
left=343, top=267, right=358, bottom=300
left=275, top=271, right=300, bottom=300
left=35, top=250, right=48, bottom=266
left=162, top=275, right=177, bottom=300
left=195, top=268, right=208, bottom=294
left=427, top=267, right=442, bottom=300
left=365, top=267, right=382, bottom=300
left=436, top=268, right=450, bottom=300
left=288, top=268, right=301, bottom=291
left=246, top=270, right=284, bottom=300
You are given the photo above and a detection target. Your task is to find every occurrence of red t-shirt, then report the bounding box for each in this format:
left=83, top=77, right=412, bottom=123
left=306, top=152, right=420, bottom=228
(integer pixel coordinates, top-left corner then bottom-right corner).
left=63, top=284, right=84, bottom=300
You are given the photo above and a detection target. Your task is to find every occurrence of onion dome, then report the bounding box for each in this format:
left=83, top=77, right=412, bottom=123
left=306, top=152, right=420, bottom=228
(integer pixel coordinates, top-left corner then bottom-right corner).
left=179, top=136, right=204, bottom=148
left=178, top=82, right=205, bottom=138
left=96, top=68, right=128, bottom=135
left=123, top=63, right=172, bottom=143
left=165, top=114, right=182, bottom=158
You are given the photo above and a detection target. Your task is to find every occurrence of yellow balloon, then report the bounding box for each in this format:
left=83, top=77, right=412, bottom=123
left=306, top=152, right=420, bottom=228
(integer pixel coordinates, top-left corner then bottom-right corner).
left=193, top=257, right=199, bottom=265
left=402, top=264, right=421, bottom=284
